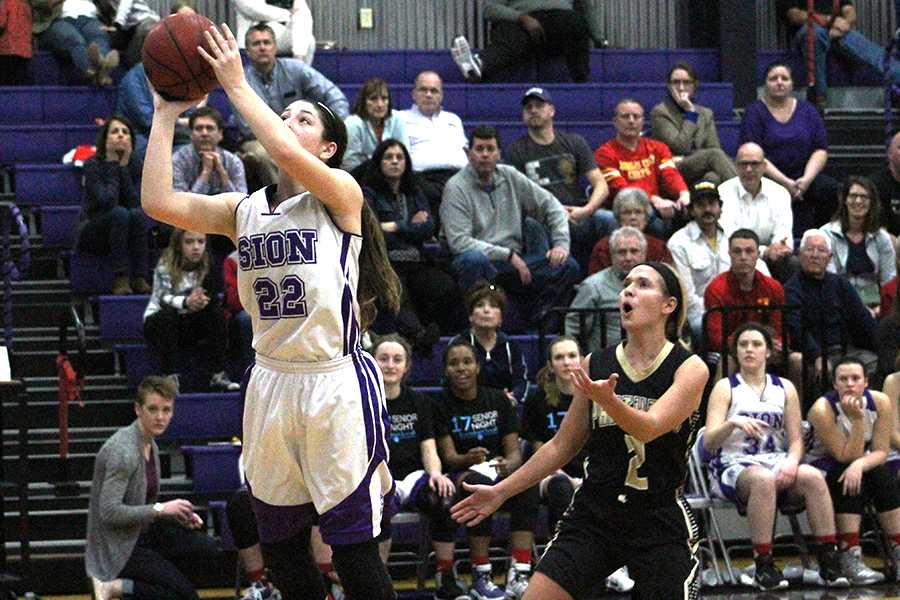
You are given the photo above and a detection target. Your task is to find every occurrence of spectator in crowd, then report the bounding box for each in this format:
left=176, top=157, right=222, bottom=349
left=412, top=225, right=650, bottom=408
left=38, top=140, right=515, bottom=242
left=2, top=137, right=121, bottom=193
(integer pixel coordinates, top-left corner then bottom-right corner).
left=520, top=336, right=635, bottom=594
left=819, top=176, right=896, bottom=313
left=363, top=139, right=465, bottom=349
left=371, top=335, right=469, bottom=600
left=343, top=77, right=410, bottom=173
left=566, top=226, right=645, bottom=352
left=740, top=62, right=836, bottom=237
left=116, top=61, right=192, bottom=165
left=98, top=0, right=159, bottom=67
left=704, top=229, right=785, bottom=353
left=221, top=250, right=253, bottom=378
left=87, top=375, right=219, bottom=600
left=595, top=98, right=690, bottom=234
left=0, top=0, right=32, bottom=85
left=234, top=0, right=315, bottom=64
left=778, top=0, right=900, bottom=107
left=880, top=237, right=900, bottom=316
left=449, top=282, right=528, bottom=407
left=876, top=287, right=900, bottom=388
left=786, top=230, right=877, bottom=398
left=78, top=115, right=149, bottom=296
left=441, top=125, right=580, bottom=327
left=237, top=23, right=348, bottom=187
left=650, top=62, right=736, bottom=185
left=805, top=356, right=900, bottom=585
left=588, top=188, right=672, bottom=274
left=450, top=0, right=604, bottom=83
left=30, top=0, right=118, bottom=85
left=869, top=130, right=900, bottom=236
left=143, top=229, right=239, bottom=393
left=434, top=339, right=540, bottom=600
left=399, top=71, right=469, bottom=215
left=173, top=106, right=247, bottom=195
left=703, top=323, right=846, bottom=590
left=719, top=142, right=796, bottom=282
left=505, top=86, right=614, bottom=272
left=668, top=182, right=733, bottom=341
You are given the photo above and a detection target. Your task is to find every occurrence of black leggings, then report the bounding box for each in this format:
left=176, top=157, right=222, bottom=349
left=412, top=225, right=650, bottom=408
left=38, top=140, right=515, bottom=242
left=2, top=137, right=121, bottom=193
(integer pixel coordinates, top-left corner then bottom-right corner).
left=380, top=481, right=458, bottom=543
left=455, top=471, right=540, bottom=538
left=143, top=302, right=228, bottom=374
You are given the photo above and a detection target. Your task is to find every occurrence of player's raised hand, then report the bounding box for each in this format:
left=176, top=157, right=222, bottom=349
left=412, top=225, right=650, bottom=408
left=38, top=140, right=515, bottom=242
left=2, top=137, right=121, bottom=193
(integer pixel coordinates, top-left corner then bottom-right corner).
left=198, top=24, right=245, bottom=90
left=148, top=84, right=205, bottom=119
left=451, top=482, right=504, bottom=527
left=572, top=367, right=619, bottom=407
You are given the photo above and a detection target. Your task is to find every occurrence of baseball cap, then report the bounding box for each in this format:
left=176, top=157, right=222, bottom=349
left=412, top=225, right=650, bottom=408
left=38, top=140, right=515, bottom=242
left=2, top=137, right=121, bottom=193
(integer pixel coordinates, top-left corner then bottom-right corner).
left=522, top=86, right=553, bottom=105
left=691, top=181, right=720, bottom=203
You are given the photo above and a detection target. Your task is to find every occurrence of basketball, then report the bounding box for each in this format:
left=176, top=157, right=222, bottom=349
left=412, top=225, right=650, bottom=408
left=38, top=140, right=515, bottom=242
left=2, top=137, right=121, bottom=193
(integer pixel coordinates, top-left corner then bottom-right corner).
left=141, top=12, right=219, bottom=101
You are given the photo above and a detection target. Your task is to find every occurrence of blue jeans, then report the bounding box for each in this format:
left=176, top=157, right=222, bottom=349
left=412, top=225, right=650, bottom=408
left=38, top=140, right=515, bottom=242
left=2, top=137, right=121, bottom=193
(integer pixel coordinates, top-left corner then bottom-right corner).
left=77, top=206, right=147, bottom=276
left=451, top=249, right=581, bottom=324
left=37, top=16, right=111, bottom=78
left=795, top=24, right=900, bottom=97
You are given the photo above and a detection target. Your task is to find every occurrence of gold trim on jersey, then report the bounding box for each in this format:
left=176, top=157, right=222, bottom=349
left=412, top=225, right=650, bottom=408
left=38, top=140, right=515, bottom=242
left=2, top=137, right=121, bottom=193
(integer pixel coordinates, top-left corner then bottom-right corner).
left=616, top=340, right=674, bottom=382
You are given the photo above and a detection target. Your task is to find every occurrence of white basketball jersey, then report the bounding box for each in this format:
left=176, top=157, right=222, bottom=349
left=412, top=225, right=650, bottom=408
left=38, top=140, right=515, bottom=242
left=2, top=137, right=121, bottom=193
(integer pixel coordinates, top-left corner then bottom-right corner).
left=235, top=186, right=362, bottom=362
left=717, top=373, right=788, bottom=460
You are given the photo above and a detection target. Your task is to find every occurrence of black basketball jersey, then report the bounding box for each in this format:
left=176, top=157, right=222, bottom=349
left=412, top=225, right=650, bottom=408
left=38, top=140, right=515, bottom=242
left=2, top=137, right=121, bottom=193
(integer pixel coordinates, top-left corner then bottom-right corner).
left=578, top=341, right=698, bottom=511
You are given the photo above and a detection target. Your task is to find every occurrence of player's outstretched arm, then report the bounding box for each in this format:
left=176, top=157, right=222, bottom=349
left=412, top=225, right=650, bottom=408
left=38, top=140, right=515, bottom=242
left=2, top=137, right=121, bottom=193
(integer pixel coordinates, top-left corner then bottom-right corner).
left=141, top=91, right=242, bottom=240
left=452, top=359, right=592, bottom=526
left=199, top=24, right=362, bottom=223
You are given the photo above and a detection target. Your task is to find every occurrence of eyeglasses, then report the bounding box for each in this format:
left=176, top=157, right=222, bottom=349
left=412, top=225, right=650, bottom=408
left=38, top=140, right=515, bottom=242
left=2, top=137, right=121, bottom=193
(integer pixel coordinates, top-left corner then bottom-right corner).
left=669, top=79, right=695, bottom=86
left=736, top=160, right=764, bottom=168
left=846, top=193, right=871, bottom=204
left=801, top=247, right=830, bottom=256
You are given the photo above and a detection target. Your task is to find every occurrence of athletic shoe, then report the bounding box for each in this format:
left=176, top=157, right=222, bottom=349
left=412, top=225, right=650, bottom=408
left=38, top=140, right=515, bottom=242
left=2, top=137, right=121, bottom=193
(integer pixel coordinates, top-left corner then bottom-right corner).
left=326, top=582, right=344, bottom=600
left=504, top=562, right=530, bottom=599
left=816, top=545, right=850, bottom=587
left=839, top=546, right=885, bottom=585
left=239, top=579, right=282, bottom=600
left=451, top=36, right=482, bottom=81
left=469, top=564, right=505, bottom=600
left=605, top=566, right=634, bottom=592
left=754, top=554, right=789, bottom=590
left=210, top=370, right=240, bottom=391
left=90, top=577, right=112, bottom=600
left=434, top=568, right=470, bottom=600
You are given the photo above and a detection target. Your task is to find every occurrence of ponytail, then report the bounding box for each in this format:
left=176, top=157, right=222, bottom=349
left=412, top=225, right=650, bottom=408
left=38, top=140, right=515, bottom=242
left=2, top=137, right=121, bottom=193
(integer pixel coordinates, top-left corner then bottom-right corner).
left=358, top=201, right=401, bottom=330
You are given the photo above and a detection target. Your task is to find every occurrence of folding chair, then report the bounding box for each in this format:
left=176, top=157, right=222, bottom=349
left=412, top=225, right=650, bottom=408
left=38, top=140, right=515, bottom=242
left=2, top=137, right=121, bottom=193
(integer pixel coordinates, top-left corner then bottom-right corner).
left=685, top=427, right=737, bottom=585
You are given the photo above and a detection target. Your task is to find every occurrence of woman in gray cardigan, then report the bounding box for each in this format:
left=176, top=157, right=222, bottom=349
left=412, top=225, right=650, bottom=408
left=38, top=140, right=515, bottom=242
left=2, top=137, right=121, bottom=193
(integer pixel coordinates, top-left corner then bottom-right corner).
left=86, top=376, right=217, bottom=600
left=650, top=62, right=736, bottom=186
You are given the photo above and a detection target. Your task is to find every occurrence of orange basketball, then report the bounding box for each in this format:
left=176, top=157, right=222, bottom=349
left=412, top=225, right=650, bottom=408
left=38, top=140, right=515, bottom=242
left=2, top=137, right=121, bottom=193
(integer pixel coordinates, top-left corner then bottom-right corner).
left=141, top=12, right=219, bottom=101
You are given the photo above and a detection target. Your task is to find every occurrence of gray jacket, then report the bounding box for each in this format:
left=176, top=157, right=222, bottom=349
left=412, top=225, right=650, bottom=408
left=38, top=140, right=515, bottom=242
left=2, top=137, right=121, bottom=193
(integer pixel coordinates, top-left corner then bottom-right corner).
left=819, top=220, right=896, bottom=290
left=85, top=420, right=159, bottom=581
left=238, top=58, right=349, bottom=139
left=440, top=163, right=569, bottom=261
left=565, top=266, right=624, bottom=352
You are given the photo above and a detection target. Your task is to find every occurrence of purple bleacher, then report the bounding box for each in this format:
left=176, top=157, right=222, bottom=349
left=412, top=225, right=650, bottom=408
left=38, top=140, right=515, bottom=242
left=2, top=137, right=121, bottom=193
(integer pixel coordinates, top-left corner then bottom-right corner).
left=40, top=205, right=80, bottom=248
left=14, top=164, right=82, bottom=205
left=313, top=48, right=718, bottom=85
left=97, top=295, right=150, bottom=341
left=163, top=393, right=242, bottom=440
left=0, top=86, right=115, bottom=124
left=208, top=500, right=236, bottom=550
left=117, top=343, right=156, bottom=387
left=26, top=51, right=124, bottom=86
left=340, top=82, right=734, bottom=121
left=69, top=250, right=115, bottom=295
left=0, top=124, right=97, bottom=165
left=182, top=444, right=243, bottom=493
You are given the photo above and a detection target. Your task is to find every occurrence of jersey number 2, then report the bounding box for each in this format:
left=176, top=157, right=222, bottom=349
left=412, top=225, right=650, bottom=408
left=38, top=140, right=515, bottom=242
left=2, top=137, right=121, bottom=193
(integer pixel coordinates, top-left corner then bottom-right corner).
left=624, top=434, right=648, bottom=490
left=254, top=276, right=308, bottom=319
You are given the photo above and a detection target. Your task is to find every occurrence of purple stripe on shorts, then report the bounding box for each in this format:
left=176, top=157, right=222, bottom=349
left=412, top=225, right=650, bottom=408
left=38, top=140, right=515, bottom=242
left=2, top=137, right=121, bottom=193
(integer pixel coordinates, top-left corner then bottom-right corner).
left=339, top=232, right=350, bottom=271
left=319, top=461, right=398, bottom=546
left=352, top=351, right=377, bottom=454
left=249, top=491, right=319, bottom=544
left=341, top=284, right=352, bottom=356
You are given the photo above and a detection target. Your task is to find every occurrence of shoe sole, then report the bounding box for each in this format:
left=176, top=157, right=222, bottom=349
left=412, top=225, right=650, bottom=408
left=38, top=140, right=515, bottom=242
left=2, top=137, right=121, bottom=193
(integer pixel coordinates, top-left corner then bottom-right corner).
left=451, top=37, right=480, bottom=79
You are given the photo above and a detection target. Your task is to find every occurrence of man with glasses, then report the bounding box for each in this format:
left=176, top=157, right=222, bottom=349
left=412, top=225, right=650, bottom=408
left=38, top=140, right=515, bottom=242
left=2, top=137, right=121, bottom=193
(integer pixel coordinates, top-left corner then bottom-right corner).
left=719, top=142, right=796, bottom=281
left=400, top=70, right=469, bottom=216
left=650, top=63, right=736, bottom=186
left=172, top=106, right=247, bottom=196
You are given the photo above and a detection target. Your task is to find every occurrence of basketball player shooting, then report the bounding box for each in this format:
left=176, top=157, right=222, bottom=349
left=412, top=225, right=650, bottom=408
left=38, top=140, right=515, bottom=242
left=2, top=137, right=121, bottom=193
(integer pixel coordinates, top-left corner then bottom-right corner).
left=140, top=22, right=401, bottom=600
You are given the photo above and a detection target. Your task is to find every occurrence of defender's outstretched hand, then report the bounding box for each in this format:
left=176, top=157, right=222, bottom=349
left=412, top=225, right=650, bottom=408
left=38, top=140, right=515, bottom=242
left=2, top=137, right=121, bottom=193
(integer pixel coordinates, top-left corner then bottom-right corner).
left=450, top=482, right=504, bottom=527
left=572, top=367, right=619, bottom=407
left=198, top=24, right=246, bottom=90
